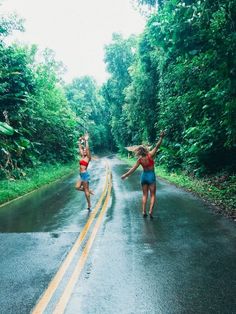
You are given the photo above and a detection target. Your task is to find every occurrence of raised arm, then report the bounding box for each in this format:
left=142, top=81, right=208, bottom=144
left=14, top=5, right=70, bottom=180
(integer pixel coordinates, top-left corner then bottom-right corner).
left=149, top=131, right=165, bottom=158
left=78, top=137, right=84, bottom=157
left=84, top=133, right=91, bottom=160
left=121, top=160, right=140, bottom=180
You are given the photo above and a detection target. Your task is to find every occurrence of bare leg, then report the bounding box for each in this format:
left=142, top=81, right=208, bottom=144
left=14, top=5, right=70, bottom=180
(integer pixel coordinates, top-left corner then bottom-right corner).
left=83, top=182, right=91, bottom=209
left=75, top=180, right=84, bottom=191
left=141, top=184, right=149, bottom=217
left=149, top=183, right=156, bottom=218
left=76, top=181, right=93, bottom=195
left=88, top=182, right=94, bottom=195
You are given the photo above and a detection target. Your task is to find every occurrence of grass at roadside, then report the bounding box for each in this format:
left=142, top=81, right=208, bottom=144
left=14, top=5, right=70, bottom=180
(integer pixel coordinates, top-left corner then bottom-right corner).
left=119, top=155, right=236, bottom=220
left=0, top=163, right=78, bottom=206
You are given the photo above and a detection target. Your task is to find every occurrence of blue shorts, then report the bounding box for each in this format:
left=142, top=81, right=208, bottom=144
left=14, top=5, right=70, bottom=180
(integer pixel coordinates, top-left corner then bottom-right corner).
left=141, top=170, right=156, bottom=185
left=80, top=171, right=90, bottom=182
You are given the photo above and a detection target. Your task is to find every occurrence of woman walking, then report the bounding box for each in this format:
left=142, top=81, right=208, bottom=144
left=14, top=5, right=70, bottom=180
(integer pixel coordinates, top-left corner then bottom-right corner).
left=121, top=131, right=165, bottom=219
left=75, top=133, right=93, bottom=210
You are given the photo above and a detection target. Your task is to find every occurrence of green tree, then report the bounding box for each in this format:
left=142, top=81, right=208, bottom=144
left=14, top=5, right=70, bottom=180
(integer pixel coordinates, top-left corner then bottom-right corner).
left=124, top=30, right=160, bottom=144
left=103, top=33, right=137, bottom=150
left=122, top=0, right=235, bottom=174
left=65, top=76, right=110, bottom=151
left=0, top=14, right=78, bottom=178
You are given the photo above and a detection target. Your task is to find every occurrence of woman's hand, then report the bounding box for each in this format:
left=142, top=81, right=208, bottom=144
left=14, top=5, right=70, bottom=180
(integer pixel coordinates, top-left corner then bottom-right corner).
left=160, top=130, right=165, bottom=138
left=121, top=174, right=127, bottom=180
left=84, top=133, right=89, bottom=141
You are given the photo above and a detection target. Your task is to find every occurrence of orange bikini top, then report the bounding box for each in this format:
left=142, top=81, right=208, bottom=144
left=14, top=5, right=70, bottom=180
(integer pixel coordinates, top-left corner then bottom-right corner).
left=79, top=159, right=89, bottom=167
left=138, top=154, right=154, bottom=169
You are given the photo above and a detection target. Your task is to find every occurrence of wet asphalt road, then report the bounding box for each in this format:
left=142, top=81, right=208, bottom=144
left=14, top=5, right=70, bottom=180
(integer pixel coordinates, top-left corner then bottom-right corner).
left=0, top=156, right=235, bottom=314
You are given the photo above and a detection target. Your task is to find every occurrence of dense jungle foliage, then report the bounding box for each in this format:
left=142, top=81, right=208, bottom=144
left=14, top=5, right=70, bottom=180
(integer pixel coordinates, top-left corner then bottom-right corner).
left=1, top=0, right=236, bottom=182
left=0, top=14, right=110, bottom=179
left=104, top=0, right=236, bottom=176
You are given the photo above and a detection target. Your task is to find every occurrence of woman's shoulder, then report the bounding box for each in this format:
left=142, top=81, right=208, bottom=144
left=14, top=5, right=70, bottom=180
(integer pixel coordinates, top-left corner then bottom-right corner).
left=138, top=156, right=146, bottom=163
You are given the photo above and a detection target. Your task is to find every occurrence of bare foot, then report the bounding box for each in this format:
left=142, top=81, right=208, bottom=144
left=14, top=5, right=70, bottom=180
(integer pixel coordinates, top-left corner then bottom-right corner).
left=89, top=190, right=94, bottom=195
left=76, top=187, right=84, bottom=191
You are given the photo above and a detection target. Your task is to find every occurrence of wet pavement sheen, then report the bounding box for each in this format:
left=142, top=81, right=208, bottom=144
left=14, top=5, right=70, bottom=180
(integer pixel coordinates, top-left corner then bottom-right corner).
left=0, top=156, right=235, bottom=314
left=66, top=157, right=236, bottom=314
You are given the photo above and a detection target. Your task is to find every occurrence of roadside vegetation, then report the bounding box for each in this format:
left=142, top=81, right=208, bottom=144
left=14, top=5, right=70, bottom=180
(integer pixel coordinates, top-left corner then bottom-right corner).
left=0, top=163, right=77, bottom=206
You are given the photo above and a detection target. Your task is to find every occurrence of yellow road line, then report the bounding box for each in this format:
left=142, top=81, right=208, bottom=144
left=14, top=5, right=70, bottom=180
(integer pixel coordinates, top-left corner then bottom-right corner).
left=32, top=165, right=109, bottom=314
left=52, top=172, right=112, bottom=314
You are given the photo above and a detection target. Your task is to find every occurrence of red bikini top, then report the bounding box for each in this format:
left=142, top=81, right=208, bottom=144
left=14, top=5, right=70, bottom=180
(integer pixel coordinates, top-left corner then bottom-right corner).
left=79, top=159, right=89, bottom=167
left=138, top=154, right=154, bottom=169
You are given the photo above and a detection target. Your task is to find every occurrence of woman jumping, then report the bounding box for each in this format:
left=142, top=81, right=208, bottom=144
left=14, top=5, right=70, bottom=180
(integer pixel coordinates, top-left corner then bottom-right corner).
left=75, top=133, right=93, bottom=210
left=121, top=131, right=165, bottom=219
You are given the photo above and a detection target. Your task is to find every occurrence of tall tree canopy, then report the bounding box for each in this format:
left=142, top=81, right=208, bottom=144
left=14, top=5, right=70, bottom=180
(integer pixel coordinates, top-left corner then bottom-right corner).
left=102, top=33, right=137, bottom=150
left=65, top=76, right=111, bottom=151
left=103, top=0, right=236, bottom=175
left=1, top=0, right=236, bottom=179
left=0, top=39, right=77, bottom=178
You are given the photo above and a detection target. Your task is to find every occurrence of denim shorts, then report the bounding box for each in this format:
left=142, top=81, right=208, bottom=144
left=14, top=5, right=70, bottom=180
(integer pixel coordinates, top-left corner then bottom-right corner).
left=141, top=170, right=156, bottom=185
left=80, top=171, right=90, bottom=182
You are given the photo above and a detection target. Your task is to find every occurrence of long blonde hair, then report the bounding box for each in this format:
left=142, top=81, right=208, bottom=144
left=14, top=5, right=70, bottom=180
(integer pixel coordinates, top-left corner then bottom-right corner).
left=134, top=145, right=149, bottom=158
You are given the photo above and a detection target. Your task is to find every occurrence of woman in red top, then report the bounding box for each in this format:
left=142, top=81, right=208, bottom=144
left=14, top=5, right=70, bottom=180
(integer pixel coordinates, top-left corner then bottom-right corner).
left=75, top=133, right=93, bottom=210
left=121, top=131, right=165, bottom=219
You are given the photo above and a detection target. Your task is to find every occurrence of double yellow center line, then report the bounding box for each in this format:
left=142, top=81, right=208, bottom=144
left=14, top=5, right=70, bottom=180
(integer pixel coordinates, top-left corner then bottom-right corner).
left=32, top=163, right=112, bottom=314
